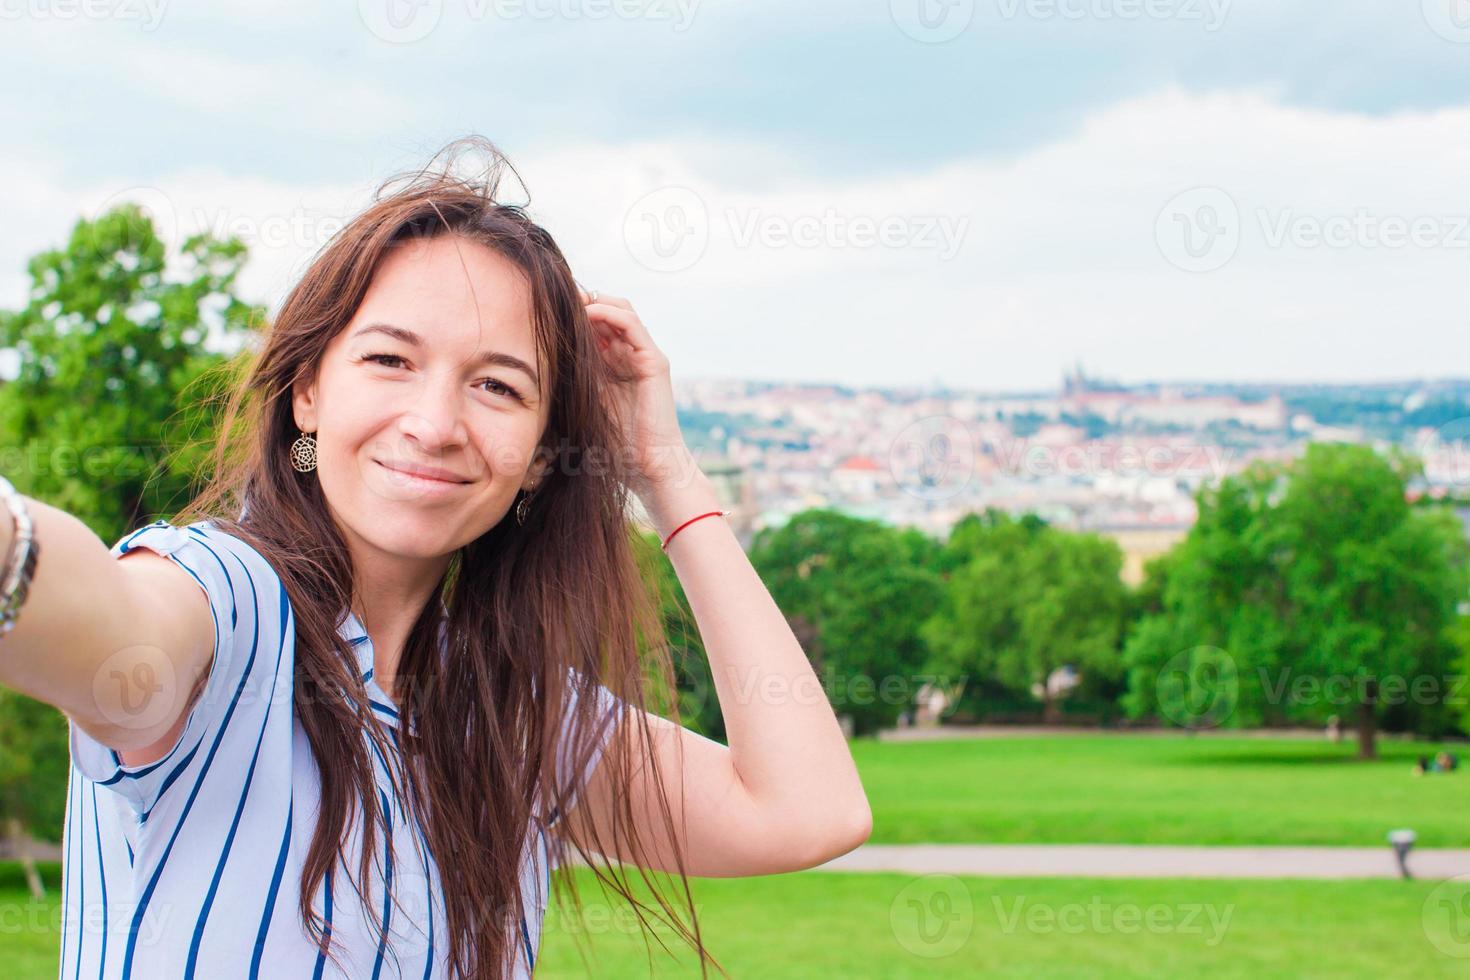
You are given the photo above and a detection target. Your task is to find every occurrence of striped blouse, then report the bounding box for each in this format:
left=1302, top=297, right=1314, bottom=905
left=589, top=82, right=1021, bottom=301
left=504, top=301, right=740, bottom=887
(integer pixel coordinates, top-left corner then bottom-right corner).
left=59, top=519, right=623, bottom=979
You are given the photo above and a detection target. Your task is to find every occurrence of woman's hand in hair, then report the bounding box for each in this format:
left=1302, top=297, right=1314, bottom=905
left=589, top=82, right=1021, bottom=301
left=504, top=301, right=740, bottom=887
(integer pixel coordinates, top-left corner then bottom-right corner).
left=578, top=288, right=699, bottom=502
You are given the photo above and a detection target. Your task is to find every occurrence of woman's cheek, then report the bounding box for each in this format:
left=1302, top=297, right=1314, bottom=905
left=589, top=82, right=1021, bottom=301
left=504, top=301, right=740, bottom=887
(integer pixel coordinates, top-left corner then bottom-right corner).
left=482, top=426, right=541, bottom=482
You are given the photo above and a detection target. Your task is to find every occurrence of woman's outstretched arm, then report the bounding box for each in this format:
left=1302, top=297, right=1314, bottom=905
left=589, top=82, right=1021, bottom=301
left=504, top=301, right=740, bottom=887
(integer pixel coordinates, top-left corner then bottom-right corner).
left=0, top=496, right=215, bottom=758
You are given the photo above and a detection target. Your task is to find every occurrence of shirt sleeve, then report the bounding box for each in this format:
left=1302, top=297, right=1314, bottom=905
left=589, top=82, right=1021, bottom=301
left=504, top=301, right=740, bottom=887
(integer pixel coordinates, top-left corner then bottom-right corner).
left=547, top=671, right=629, bottom=843
left=68, top=519, right=290, bottom=816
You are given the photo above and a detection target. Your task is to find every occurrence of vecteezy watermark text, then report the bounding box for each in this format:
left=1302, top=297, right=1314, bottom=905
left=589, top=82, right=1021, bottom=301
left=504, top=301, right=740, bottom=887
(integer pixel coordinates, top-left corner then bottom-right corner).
left=997, top=0, right=1231, bottom=31
left=0, top=0, right=167, bottom=29
left=993, top=895, right=1234, bottom=946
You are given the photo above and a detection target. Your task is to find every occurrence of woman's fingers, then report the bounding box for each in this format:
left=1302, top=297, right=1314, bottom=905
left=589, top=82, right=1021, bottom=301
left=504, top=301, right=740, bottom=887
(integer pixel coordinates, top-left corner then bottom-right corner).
left=585, top=301, right=660, bottom=358
left=577, top=284, right=635, bottom=312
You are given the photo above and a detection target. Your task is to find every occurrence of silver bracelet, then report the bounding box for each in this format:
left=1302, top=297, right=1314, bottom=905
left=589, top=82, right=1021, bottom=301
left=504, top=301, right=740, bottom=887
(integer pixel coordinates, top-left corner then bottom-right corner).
left=0, top=474, right=40, bottom=639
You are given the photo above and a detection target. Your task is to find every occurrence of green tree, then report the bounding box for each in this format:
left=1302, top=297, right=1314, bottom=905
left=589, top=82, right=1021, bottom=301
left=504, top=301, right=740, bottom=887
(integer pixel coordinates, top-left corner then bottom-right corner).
left=0, top=202, right=260, bottom=535
left=1279, top=446, right=1469, bottom=756
left=1122, top=460, right=1292, bottom=731
left=1124, top=444, right=1470, bottom=758
left=632, top=529, right=722, bottom=739
left=1450, top=615, right=1470, bottom=738
left=749, top=510, right=943, bottom=736
left=0, top=689, right=70, bottom=897
left=0, top=203, right=259, bottom=855
left=925, top=509, right=1127, bottom=723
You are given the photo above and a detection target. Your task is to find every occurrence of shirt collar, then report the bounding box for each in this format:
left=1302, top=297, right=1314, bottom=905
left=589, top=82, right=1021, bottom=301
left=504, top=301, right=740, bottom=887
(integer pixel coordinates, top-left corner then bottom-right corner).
left=337, top=603, right=450, bottom=700
left=338, top=608, right=374, bottom=681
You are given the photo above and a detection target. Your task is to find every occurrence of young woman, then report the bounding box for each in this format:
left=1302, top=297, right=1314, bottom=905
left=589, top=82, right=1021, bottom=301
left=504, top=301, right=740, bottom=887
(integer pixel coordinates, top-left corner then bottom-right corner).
left=0, top=138, right=871, bottom=978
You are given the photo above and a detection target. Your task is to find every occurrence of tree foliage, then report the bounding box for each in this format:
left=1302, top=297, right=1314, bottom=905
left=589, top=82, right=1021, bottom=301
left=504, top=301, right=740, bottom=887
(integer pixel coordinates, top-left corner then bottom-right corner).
left=1123, top=443, right=1470, bottom=757
left=0, top=203, right=258, bottom=845
left=0, top=202, right=260, bottom=536
left=748, top=510, right=944, bottom=736
left=924, top=509, right=1127, bottom=723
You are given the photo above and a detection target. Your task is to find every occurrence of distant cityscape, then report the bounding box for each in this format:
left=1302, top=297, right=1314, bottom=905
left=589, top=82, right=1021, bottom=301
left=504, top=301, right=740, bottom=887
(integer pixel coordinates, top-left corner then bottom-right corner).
left=669, top=366, right=1470, bottom=583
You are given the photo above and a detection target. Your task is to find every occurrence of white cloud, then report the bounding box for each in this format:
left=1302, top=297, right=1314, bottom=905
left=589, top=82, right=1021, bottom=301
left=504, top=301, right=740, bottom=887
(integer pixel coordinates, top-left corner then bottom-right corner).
left=4, top=86, right=1469, bottom=390
left=507, top=88, right=1470, bottom=388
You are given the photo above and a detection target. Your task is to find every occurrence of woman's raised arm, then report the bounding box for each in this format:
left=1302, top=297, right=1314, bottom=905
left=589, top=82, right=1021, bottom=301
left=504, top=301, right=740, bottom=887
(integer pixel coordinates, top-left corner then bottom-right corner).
left=553, top=291, right=871, bottom=875
left=557, top=457, right=873, bottom=877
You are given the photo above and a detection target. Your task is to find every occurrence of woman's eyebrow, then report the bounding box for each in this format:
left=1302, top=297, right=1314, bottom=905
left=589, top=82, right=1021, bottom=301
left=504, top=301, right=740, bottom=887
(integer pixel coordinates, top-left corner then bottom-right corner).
left=351, top=322, right=540, bottom=393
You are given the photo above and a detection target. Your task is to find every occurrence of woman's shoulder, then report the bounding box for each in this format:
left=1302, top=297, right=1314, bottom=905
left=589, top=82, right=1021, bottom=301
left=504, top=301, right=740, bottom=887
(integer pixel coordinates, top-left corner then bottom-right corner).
left=113, top=517, right=292, bottom=629
left=115, top=516, right=268, bottom=561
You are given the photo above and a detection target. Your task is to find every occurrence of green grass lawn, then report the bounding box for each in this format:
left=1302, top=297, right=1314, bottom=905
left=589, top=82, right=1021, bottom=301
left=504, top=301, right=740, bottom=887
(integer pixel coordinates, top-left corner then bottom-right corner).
left=0, top=863, right=63, bottom=979
left=853, top=733, right=1470, bottom=847
left=14, top=734, right=1470, bottom=976
left=11, top=862, right=1468, bottom=979
left=535, top=869, right=1470, bottom=978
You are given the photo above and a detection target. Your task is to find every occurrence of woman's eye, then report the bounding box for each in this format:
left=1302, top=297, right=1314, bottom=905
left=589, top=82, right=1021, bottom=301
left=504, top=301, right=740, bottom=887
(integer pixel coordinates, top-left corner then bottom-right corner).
left=363, top=353, right=521, bottom=402
left=478, top=378, right=523, bottom=401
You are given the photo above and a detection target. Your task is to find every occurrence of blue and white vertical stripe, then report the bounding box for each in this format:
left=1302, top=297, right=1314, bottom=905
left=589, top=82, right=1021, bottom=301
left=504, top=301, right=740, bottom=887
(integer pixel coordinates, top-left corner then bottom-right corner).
left=59, top=519, right=621, bottom=979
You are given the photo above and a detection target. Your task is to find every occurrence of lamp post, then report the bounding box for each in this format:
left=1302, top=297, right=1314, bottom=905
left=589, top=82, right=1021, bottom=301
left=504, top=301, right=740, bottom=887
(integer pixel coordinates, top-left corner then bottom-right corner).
left=1388, top=828, right=1416, bottom=879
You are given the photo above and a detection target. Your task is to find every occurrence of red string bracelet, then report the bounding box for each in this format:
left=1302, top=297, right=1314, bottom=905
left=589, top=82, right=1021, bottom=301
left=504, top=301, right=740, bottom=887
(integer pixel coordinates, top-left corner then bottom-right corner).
left=660, top=509, right=732, bottom=551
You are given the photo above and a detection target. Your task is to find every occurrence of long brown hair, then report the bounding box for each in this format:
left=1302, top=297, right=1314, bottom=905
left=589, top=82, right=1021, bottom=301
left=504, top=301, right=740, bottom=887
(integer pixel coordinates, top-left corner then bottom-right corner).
left=170, top=137, right=718, bottom=978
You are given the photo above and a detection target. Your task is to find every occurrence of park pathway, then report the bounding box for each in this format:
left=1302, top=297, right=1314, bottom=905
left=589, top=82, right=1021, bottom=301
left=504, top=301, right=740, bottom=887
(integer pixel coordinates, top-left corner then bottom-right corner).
left=815, top=844, right=1470, bottom=880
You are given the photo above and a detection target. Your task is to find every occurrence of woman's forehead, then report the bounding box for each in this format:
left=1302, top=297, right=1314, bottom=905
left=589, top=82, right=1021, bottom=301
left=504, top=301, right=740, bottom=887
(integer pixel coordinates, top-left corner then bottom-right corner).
left=349, top=237, right=541, bottom=363
left=372, top=237, right=532, bottom=325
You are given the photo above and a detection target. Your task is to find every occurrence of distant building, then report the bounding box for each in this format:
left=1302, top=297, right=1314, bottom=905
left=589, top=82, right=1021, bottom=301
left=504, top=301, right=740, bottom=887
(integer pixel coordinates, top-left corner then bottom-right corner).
left=1061, top=365, right=1287, bottom=431
left=702, top=457, right=758, bottom=548
left=1121, top=394, right=1287, bottom=431
left=630, top=455, right=757, bottom=550
left=1096, top=524, right=1191, bottom=585
left=832, top=455, right=884, bottom=498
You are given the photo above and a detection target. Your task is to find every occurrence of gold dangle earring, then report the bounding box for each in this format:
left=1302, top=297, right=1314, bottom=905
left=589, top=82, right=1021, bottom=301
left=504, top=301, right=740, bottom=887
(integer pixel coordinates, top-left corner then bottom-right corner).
left=290, top=429, right=318, bottom=473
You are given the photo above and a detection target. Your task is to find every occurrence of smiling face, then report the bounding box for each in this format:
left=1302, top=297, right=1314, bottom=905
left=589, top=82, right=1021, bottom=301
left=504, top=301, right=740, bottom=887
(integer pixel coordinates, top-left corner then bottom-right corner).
left=292, top=233, right=553, bottom=563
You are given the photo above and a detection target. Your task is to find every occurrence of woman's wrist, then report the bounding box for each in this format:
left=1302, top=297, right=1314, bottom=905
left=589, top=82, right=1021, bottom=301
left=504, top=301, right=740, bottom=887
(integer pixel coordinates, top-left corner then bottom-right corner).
left=641, top=467, right=723, bottom=543
left=0, top=476, right=39, bottom=639
left=0, top=496, right=11, bottom=566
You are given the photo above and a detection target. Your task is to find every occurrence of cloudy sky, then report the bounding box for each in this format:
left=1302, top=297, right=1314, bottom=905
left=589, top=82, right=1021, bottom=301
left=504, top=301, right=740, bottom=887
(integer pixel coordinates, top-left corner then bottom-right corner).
left=3, top=0, right=1469, bottom=391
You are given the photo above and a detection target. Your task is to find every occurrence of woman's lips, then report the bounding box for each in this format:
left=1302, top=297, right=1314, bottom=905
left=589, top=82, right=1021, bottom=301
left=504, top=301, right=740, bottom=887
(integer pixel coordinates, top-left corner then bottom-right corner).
left=375, top=460, right=472, bottom=493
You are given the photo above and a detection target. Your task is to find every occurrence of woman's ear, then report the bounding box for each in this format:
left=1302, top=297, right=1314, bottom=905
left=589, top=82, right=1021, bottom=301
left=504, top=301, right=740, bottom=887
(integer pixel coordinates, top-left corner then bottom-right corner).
left=523, top=444, right=554, bottom=492
left=292, top=376, right=318, bottom=432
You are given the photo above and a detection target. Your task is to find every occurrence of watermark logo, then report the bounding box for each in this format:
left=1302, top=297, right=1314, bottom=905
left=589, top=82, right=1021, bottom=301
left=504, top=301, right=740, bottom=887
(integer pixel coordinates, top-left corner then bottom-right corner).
left=383, top=867, right=434, bottom=958
left=996, top=0, right=1231, bottom=30
left=91, top=644, right=180, bottom=732
left=1423, top=0, right=1470, bottom=43
left=47, top=898, right=176, bottom=946
left=890, top=0, right=974, bottom=43
left=889, top=415, right=975, bottom=501
left=1156, top=187, right=1240, bottom=273
left=623, top=187, right=709, bottom=273
left=1159, top=187, right=1470, bottom=272
left=623, top=190, right=968, bottom=271
left=80, top=186, right=350, bottom=263
left=1422, top=417, right=1470, bottom=488
left=359, top=0, right=699, bottom=40
left=1156, top=645, right=1238, bottom=729
left=726, top=208, right=969, bottom=260
left=82, top=185, right=179, bottom=264
left=991, top=439, right=1234, bottom=481
left=0, top=0, right=168, bottom=30
left=725, top=666, right=969, bottom=713
left=0, top=441, right=174, bottom=481
left=359, top=0, right=444, bottom=43
left=1257, top=208, right=1470, bottom=251
left=891, top=874, right=973, bottom=957
left=1423, top=874, right=1470, bottom=958
left=1258, top=668, right=1468, bottom=710
left=994, top=895, right=1233, bottom=945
